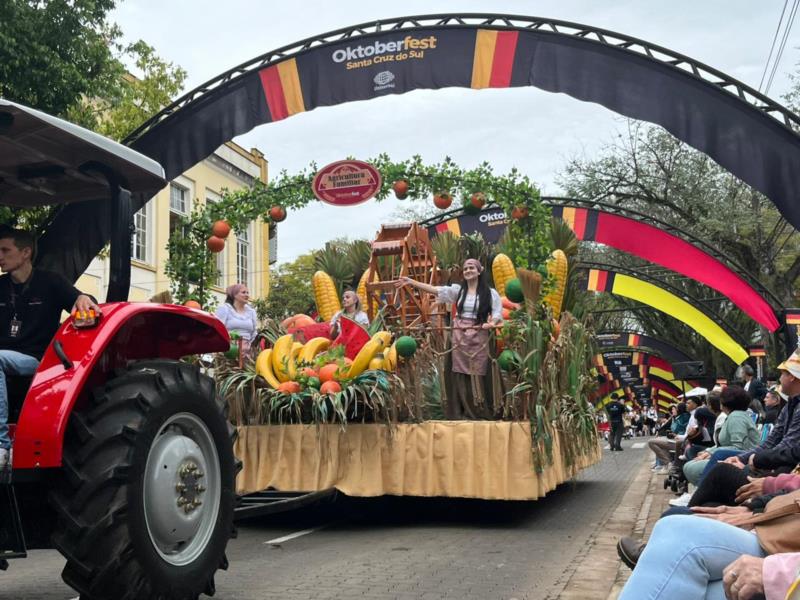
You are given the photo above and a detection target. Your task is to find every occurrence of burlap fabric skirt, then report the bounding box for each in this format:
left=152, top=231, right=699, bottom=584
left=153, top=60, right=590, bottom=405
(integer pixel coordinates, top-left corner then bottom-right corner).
left=451, top=317, right=490, bottom=376
left=448, top=317, right=493, bottom=420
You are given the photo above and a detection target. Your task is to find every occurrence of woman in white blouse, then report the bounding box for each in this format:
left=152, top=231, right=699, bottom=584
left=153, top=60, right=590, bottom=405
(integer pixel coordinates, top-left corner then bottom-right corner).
left=330, top=290, right=370, bottom=338
left=397, top=258, right=503, bottom=418
left=215, top=283, right=258, bottom=352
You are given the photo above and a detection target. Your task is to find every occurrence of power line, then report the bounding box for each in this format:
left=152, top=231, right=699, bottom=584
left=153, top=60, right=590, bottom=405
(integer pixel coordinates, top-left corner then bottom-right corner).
left=759, top=0, right=790, bottom=91
left=765, top=0, right=800, bottom=94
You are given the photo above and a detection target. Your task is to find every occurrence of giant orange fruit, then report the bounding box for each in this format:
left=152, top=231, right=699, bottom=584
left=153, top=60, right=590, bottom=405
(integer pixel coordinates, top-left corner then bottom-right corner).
left=277, top=381, right=301, bottom=394
left=183, top=300, right=202, bottom=309
left=433, top=192, right=452, bottom=210
left=269, top=206, right=287, bottom=222
left=206, top=236, right=225, bottom=253
left=320, top=380, right=342, bottom=394
left=470, top=192, right=486, bottom=209
left=319, top=363, right=340, bottom=383
left=212, top=220, right=231, bottom=238
left=511, top=206, right=529, bottom=220
left=393, top=180, right=409, bottom=199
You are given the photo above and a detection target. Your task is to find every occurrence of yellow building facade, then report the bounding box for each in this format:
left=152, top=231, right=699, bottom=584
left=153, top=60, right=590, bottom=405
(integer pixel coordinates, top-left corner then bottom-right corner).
left=76, top=142, right=273, bottom=304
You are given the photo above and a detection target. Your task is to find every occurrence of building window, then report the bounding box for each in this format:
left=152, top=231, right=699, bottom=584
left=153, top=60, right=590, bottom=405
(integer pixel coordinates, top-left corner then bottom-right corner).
left=131, top=204, right=148, bottom=262
left=237, top=225, right=250, bottom=287
left=169, top=182, right=190, bottom=236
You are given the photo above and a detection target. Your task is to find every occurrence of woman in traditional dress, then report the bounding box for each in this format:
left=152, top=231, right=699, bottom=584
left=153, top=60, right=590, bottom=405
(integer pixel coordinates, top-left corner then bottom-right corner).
left=330, top=289, right=370, bottom=338
left=397, top=258, right=503, bottom=418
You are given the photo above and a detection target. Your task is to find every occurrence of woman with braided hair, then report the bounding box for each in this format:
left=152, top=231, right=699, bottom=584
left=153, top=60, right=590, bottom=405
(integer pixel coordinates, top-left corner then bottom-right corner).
left=397, top=258, right=503, bottom=418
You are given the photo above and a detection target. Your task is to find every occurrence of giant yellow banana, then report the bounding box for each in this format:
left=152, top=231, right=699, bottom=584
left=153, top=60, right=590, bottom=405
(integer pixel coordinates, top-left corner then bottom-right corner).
left=383, top=342, right=398, bottom=372
left=299, top=337, right=331, bottom=363
left=346, top=337, right=388, bottom=378
left=255, top=349, right=282, bottom=389
left=286, top=341, right=304, bottom=381
left=271, top=334, right=295, bottom=382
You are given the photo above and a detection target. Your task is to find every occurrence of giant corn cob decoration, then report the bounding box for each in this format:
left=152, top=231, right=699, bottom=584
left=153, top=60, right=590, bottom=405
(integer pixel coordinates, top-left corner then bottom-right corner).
left=356, top=269, right=378, bottom=308
left=543, top=250, right=568, bottom=319
left=312, top=270, right=341, bottom=321
left=492, top=253, right=516, bottom=297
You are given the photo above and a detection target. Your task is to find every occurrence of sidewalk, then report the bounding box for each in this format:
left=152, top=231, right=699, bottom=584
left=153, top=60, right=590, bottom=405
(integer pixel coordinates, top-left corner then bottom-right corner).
left=552, top=443, right=673, bottom=599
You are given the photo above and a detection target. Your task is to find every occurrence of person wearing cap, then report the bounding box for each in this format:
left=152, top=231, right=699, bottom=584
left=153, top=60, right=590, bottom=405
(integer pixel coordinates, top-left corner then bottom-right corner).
left=397, top=258, right=502, bottom=418
left=764, top=386, right=787, bottom=425
left=720, top=350, right=800, bottom=474
left=605, top=392, right=628, bottom=451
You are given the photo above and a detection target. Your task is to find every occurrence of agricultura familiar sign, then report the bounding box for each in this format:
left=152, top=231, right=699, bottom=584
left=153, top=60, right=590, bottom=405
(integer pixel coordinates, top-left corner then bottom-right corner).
left=312, top=160, right=382, bottom=206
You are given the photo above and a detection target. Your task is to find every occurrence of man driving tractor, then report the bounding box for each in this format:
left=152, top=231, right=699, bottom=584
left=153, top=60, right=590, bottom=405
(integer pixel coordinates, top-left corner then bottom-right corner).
left=0, top=227, right=100, bottom=468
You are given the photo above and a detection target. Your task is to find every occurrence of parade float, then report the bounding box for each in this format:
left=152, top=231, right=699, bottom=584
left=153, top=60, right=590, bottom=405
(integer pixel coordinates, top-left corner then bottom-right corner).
left=169, top=157, right=602, bottom=502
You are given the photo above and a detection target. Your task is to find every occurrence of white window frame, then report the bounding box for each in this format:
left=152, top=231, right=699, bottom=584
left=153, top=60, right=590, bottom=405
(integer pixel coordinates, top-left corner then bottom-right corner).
left=169, top=176, right=194, bottom=239
left=236, top=223, right=252, bottom=289
left=131, top=202, right=151, bottom=264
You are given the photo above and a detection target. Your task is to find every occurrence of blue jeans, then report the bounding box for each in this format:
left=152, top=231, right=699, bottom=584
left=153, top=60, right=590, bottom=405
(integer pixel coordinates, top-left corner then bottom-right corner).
left=618, top=515, right=765, bottom=600
left=0, top=350, right=40, bottom=449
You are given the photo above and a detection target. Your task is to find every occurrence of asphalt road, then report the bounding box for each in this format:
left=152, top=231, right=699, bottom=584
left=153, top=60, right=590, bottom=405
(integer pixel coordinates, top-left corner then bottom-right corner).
left=2, top=440, right=645, bottom=600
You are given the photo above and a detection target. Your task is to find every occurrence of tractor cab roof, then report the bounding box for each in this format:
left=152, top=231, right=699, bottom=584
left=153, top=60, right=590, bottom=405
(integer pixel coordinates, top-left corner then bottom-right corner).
left=0, top=98, right=165, bottom=208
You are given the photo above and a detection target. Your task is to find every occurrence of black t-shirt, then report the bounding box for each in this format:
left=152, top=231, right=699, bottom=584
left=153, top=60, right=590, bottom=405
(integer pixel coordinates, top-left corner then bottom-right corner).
left=0, top=270, right=81, bottom=360
left=606, top=401, right=626, bottom=423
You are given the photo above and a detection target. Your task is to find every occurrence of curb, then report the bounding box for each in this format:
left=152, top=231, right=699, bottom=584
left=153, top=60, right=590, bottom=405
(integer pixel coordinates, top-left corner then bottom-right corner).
left=549, top=450, right=670, bottom=599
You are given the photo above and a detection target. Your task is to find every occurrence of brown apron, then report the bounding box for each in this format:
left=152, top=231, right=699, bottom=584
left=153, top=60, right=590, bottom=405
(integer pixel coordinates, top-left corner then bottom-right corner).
left=451, top=317, right=490, bottom=376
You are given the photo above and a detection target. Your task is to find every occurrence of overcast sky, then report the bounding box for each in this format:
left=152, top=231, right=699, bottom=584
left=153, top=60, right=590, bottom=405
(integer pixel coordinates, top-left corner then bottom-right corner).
left=111, top=1, right=800, bottom=266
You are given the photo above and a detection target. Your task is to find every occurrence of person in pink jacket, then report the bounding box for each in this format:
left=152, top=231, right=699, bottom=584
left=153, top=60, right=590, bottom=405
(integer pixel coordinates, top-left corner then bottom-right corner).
left=722, top=552, right=800, bottom=599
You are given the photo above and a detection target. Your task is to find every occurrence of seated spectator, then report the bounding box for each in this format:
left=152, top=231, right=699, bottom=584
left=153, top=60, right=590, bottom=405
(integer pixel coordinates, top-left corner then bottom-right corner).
left=215, top=284, right=258, bottom=353
left=682, top=392, right=717, bottom=460
left=683, top=387, right=760, bottom=486
left=618, top=488, right=800, bottom=598
left=764, top=386, right=787, bottom=425
left=648, top=402, right=689, bottom=473
left=330, top=290, right=370, bottom=338
left=721, top=350, right=800, bottom=475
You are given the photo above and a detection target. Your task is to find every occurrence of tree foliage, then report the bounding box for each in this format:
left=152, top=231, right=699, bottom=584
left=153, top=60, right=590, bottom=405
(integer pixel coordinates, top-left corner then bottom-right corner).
left=0, top=1, right=186, bottom=232
left=557, top=106, right=800, bottom=372
left=259, top=253, right=317, bottom=320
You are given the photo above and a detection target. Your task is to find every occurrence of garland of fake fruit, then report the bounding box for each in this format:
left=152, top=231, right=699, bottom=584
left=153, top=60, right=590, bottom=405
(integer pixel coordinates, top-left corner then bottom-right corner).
left=165, top=155, right=551, bottom=305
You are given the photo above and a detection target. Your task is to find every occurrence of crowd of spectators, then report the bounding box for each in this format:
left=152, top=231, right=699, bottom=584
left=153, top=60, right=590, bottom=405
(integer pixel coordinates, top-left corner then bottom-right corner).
left=616, top=349, right=800, bottom=599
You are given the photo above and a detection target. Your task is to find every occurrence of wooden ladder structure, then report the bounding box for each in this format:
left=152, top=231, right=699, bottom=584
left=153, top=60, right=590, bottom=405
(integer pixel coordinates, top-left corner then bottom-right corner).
left=364, top=223, right=446, bottom=331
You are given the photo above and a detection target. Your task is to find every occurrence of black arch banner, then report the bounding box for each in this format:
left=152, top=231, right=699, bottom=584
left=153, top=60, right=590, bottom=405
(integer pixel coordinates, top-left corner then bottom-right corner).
left=39, top=16, right=800, bottom=282
left=129, top=20, right=800, bottom=231
left=594, top=331, right=693, bottom=364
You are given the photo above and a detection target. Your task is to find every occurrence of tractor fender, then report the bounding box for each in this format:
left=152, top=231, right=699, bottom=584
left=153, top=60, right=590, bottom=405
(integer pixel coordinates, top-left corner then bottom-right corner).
left=13, top=302, right=230, bottom=470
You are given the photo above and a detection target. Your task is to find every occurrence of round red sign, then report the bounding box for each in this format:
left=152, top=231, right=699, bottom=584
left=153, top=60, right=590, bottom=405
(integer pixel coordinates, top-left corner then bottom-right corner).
left=311, top=160, right=382, bottom=207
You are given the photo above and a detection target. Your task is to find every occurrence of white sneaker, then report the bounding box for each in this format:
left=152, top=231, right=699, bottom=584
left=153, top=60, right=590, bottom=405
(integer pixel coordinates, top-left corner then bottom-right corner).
left=654, top=466, right=670, bottom=474
left=669, top=492, right=693, bottom=507
left=0, top=448, right=9, bottom=469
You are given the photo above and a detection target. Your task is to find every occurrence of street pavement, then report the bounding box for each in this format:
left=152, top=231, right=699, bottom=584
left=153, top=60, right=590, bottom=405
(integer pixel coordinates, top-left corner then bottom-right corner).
left=2, top=439, right=647, bottom=600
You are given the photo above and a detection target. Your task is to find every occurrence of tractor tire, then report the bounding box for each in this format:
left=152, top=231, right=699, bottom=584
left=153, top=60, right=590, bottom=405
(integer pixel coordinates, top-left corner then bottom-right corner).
left=50, top=360, right=238, bottom=600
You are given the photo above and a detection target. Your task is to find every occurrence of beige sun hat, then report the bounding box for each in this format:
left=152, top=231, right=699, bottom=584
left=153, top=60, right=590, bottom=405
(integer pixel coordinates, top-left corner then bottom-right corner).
left=776, top=349, right=800, bottom=379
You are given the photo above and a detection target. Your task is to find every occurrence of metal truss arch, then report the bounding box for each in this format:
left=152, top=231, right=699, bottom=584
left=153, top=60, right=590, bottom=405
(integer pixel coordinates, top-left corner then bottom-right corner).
left=123, top=13, right=800, bottom=145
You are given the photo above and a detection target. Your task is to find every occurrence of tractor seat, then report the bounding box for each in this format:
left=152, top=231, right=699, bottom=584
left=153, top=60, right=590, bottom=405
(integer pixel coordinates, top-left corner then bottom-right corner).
left=6, top=375, right=33, bottom=423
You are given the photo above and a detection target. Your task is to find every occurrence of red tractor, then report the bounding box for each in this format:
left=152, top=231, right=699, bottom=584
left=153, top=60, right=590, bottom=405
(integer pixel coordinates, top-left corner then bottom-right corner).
left=0, top=99, right=238, bottom=599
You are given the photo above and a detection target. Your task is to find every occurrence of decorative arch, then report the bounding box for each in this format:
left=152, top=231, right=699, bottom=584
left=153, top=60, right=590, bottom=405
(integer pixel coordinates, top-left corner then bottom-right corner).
left=423, top=201, right=781, bottom=330
left=583, top=266, right=749, bottom=364
left=123, top=14, right=800, bottom=233
left=594, top=330, right=693, bottom=364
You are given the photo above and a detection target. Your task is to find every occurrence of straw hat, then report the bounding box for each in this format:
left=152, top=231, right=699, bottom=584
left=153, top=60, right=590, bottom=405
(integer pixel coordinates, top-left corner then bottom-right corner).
left=777, top=349, right=800, bottom=379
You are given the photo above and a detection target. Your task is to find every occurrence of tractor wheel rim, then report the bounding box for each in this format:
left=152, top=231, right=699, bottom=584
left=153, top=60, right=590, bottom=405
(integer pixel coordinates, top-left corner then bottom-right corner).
left=143, top=412, right=221, bottom=566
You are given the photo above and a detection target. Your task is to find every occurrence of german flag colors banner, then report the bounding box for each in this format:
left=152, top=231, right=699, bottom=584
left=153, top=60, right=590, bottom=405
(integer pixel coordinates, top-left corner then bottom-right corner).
left=552, top=206, right=779, bottom=332
left=585, top=269, right=748, bottom=364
